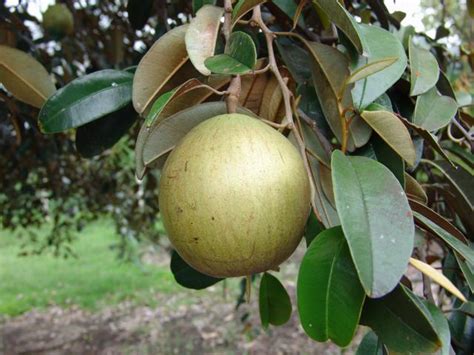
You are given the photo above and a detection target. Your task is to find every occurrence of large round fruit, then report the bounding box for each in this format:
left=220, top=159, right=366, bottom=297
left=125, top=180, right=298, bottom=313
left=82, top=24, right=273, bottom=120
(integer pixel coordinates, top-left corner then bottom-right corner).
left=159, top=113, right=311, bottom=278
left=42, top=4, right=74, bottom=38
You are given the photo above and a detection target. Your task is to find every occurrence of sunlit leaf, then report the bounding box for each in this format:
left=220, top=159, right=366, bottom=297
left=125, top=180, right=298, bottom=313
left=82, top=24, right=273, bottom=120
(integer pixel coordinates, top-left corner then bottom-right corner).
left=331, top=150, right=414, bottom=297
left=409, top=257, right=467, bottom=302
left=409, top=39, right=440, bottom=96
left=39, top=69, right=132, bottom=133
left=405, top=173, right=428, bottom=203
left=186, top=5, right=224, bottom=75
left=259, top=273, right=292, bottom=328
left=298, top=226, right=365, bottom=346
left=0, top=45, right=56, bottom=108
left=132, top=25, right=190, bottom=115
left=205, top=31, right=257, bottom=74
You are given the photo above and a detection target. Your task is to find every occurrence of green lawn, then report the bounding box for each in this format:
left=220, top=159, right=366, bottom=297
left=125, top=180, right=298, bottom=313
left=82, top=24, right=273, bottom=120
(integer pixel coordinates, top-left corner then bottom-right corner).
left=0, top=220, right=178, bottom=316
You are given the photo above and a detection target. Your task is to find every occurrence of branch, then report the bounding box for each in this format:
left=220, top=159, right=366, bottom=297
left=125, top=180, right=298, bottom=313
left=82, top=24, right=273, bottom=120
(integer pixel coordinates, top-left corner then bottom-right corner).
left=252, top=6, right=321, bottom=222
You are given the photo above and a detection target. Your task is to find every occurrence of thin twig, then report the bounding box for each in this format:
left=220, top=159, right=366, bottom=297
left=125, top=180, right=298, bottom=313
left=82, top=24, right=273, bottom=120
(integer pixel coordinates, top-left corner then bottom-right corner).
left=252, top=6, right=320, bottom=221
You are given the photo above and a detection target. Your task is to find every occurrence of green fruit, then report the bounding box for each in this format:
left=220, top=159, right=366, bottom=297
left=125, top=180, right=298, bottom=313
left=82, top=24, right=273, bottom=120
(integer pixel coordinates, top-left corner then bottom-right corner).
left=42, top=4, right=74, bottom=38
left=159, top=113, right=311, bottom=278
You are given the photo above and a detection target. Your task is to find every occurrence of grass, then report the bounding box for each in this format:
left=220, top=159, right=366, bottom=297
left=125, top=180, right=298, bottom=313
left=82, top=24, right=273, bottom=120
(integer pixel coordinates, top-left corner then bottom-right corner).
left=0, top=219, right=179, bottom=316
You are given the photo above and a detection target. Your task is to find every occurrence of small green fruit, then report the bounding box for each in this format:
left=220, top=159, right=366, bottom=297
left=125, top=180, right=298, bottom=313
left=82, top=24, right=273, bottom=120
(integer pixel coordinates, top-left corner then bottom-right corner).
left=159, top=114, right=311, bottom=278
left=42, top=4, right=74, bottom=38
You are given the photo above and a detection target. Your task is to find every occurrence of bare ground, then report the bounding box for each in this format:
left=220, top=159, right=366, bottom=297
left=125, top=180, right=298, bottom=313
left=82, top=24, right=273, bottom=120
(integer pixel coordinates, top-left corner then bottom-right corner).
left=0, top=244, right=364, bottom=355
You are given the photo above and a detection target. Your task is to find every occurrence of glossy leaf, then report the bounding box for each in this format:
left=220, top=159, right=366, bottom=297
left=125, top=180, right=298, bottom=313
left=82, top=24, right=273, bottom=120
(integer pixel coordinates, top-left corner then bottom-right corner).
left=297, top=226, right=365, bottom=346
left=424, top=302, right=452, bottom=355
left=409, top=257, right=467, bottom=302
left=346, top=57, right=398, bottom=85
left=192, top=0, right=216, bottom=13
left=414, top=212, right=474, bottom=265
left=361, top=284, right=442, bottom=353
left=75, top=104, right=136, bottom=158
left=132, top=25, right=189, bottom=115
left=186, top=5, right=224, bottom=75
left=356, top=331, right=386, bottom=355
left=312, top=0, right=363, bottom=53
left=409, top=39, right=440, bottom=96
left=360, top=110, right=416, bottom=166
left=259, top=273, right=292, bottom=328
left=126, top=0, right=153, bottom=30
left=205, top=31, right=256, bottom=74
left=232, top=0, right=267, bottom=25
left=0, top=45, right=56, bottom=108
left=170, top=250, right=222, bottom=290
left=39, top=70, right=133, bottom=133
left=331, top=150, right=414, bottom=297
left=413, top=87, right=458, bottom=131
left=352, top=24, right=407, bottom=109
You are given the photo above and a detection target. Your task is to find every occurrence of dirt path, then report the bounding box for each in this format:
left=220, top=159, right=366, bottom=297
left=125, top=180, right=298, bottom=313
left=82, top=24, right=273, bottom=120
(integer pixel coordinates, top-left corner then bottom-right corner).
left=0, top=285, right=360, bottom=355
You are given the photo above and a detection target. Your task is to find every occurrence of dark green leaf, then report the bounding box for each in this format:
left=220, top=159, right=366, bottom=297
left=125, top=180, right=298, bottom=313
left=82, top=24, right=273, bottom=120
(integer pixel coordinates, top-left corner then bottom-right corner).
left=75, top=104, right=136, bottom=158
left=127, top=0, right=154, bottom=30
left=307, top=42, right=371, bottom=150
left=371, top=134, right=406, bottom=186
left=413, top=87, right=458, bottom=131
left=424, top=302, right=452, bottom=355
left=356, top=331, right=386, bottom=355
left=39, top=70, right=133, bottom=133
left=414, top=212, right=474, bottom=265
left=455, top=253, right=474, bottom=293
left=192, top=0, right=216, bottom=14
left=232, top=0, right=267, bottom=24
left=313, top=0, right=363, bottom=53
left=303, top=211, right=324, bottom=247
left=205, top=31, right=256, bottom=74
left=297, top=226, right=365, bottom=346
left=170, top=250, right=222, bottom=290
left=409, top=39, right=440, bottom=96
left=259, top=273, right=292, bottom=328
left=436, top=71, right=457, bottom=99
left=331, top=150, right=414, bottom=297
left=352, top=24, right=407, bottom=109
left=276, top=38, right=312, bottom=84
left=361, top=285, right=442, bottom=353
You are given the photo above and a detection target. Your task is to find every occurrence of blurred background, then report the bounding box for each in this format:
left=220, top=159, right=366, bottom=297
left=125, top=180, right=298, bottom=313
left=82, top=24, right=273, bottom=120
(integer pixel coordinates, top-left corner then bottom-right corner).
left=0, top=0, right=471, bottom=353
